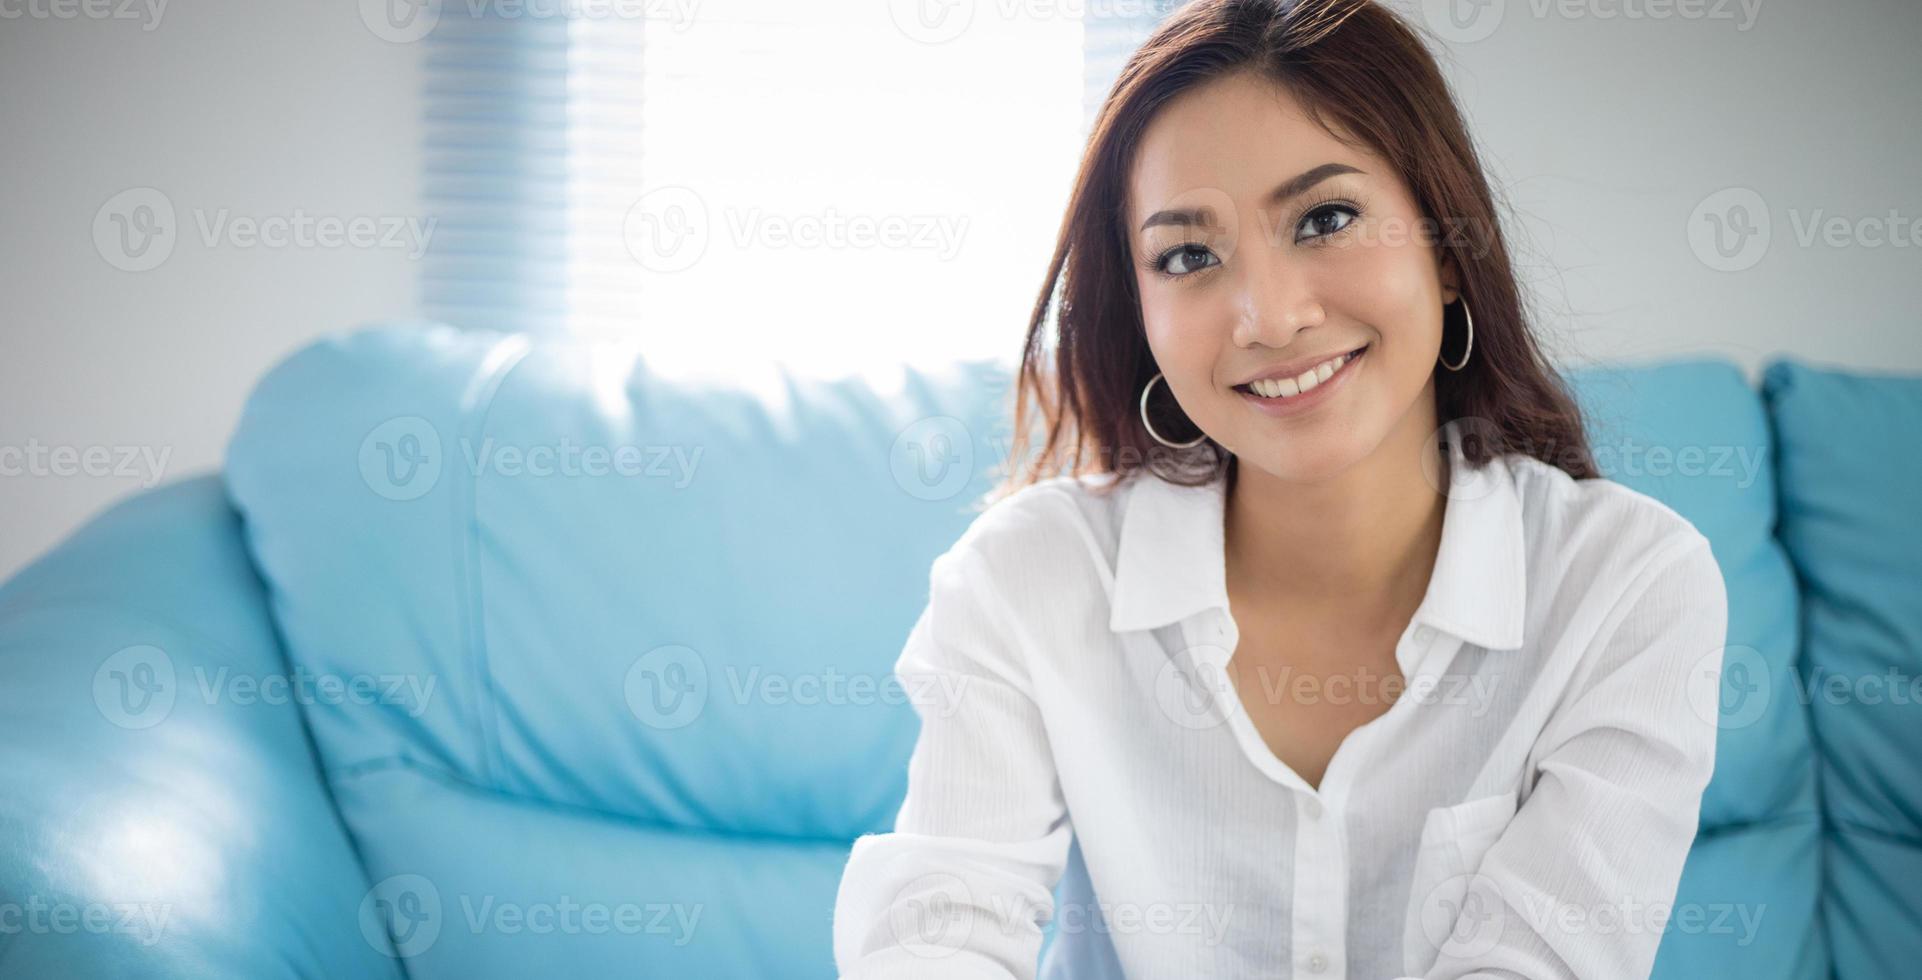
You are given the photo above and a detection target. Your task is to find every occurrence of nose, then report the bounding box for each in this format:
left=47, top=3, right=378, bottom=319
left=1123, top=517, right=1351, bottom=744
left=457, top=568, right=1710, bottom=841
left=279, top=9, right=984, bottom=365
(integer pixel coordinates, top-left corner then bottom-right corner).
left=1230, top=246, right=1325, bottom=348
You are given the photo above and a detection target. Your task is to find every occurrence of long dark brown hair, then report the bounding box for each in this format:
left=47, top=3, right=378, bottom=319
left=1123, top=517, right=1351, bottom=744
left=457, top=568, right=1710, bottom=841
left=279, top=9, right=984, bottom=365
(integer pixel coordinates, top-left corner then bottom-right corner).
left=992, top=0, right=1596, bottom=502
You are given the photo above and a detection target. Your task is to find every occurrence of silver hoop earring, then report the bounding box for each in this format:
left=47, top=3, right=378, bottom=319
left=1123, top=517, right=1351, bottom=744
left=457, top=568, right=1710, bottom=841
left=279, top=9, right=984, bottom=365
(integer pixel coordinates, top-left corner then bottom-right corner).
left=1139, top=372, right=1207, bottom=449
left=1440, top=298, right=1474, bottom=372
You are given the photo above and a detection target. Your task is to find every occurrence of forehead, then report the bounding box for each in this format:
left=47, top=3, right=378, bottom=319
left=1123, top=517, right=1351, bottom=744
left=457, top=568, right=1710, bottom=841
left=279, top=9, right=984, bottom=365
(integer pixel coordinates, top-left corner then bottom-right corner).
left=1129, top=71, right=1361, bottom=220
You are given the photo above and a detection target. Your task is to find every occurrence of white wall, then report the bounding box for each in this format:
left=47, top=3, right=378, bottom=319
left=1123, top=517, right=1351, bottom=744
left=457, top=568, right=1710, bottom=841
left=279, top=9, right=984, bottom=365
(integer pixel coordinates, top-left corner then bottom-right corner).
left=3, top=0, right=1919, bottom=581
left=1, top=0, right=423, bottom=579
left=1387, top=0, right=1922, bottom=370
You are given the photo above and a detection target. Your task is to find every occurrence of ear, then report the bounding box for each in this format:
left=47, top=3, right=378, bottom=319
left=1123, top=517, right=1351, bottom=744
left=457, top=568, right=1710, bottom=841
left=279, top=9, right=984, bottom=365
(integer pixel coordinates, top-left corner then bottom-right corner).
left=1436, top=252, right=1464, bottom=306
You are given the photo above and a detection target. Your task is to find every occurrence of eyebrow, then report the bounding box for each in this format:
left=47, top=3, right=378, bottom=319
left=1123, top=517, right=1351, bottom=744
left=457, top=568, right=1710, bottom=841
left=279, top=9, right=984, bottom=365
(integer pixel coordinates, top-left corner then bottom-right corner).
left=1136, top=163, right=1365, bottom=233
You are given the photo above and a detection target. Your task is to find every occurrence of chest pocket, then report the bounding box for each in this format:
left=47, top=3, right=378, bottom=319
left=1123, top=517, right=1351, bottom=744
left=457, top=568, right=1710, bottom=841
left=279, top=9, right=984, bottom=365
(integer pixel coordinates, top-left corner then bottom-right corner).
left=1400, top=791, right=1519, bottom=976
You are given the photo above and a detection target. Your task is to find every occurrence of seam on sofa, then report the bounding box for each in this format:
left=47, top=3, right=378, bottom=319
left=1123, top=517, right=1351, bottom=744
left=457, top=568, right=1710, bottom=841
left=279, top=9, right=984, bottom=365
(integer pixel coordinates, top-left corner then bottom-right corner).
left=326, top=750, right=863, bottom=849
left=451, top=333, right=534, bottom=792
left=1693, top=808, right=1823, bottom=840
left=1827, top=818, right=1922, bottom=849
left=1762, top=363, right=1838, bottom=978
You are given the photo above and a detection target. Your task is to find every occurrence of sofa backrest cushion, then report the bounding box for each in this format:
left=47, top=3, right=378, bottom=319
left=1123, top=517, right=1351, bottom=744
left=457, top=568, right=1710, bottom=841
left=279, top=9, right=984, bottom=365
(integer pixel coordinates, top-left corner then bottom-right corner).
left=226, top=321, right=1028, bottom=843
left=1763, top=359, right=1922, bottom=980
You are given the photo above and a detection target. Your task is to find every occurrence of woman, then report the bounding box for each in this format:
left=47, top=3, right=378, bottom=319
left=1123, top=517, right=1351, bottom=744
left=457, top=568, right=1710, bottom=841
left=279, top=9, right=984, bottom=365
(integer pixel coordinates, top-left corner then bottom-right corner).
left=835, top=0, right=1726, bottom=977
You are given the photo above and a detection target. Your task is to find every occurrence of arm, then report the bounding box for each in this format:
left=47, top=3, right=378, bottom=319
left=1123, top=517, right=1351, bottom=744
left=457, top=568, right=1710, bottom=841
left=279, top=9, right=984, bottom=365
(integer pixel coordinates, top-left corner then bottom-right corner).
left=833, top=542, right=1072, bottom=979
left=1415, top=534, right=1728, bottom=980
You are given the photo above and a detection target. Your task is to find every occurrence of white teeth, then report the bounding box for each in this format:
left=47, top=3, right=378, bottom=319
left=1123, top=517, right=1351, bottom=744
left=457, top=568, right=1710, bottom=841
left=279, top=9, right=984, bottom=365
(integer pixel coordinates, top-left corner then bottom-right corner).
left=1245, top=349, right=1357, bottom=399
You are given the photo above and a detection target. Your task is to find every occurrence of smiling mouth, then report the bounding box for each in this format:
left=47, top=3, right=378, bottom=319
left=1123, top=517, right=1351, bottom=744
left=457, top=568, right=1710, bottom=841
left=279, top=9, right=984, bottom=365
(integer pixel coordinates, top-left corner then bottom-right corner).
left=1232, top=345, right=1368, bottom=400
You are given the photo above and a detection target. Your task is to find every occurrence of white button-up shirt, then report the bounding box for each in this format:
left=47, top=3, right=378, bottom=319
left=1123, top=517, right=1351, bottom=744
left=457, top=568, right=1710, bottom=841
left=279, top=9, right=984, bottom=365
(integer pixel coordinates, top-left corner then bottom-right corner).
left=834, top=421, right=1727, bottom=979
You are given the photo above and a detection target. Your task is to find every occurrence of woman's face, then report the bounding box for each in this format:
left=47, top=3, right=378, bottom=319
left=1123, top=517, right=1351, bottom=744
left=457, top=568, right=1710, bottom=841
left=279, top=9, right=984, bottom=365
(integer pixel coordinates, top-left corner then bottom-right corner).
left=1128, top=69, right=1460, bottom=484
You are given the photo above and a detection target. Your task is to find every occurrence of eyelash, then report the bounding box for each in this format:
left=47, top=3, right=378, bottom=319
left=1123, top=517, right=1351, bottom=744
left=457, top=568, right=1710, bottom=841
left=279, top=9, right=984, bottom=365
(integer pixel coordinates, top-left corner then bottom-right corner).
left=1143, top=195, right=1367, bottom=281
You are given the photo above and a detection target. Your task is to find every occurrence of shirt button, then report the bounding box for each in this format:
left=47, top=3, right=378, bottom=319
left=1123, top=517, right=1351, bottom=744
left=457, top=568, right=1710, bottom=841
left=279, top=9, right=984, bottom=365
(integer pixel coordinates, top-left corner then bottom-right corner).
left=1414, top=625, right=1436, bottom=645
left=1307, top=952, right=1328, bottom=973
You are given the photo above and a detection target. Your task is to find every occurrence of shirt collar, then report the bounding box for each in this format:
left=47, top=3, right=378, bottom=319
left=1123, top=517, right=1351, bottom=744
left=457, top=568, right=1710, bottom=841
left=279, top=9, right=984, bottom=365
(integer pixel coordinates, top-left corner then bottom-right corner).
left=1106, top=418, right=1529, bottom=651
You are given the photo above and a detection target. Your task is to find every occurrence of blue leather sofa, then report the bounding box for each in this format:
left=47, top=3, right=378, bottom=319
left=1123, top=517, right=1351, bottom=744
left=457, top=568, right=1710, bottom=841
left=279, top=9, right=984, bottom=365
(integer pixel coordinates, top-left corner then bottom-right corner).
left=1, top=322, right=1916, bottom=978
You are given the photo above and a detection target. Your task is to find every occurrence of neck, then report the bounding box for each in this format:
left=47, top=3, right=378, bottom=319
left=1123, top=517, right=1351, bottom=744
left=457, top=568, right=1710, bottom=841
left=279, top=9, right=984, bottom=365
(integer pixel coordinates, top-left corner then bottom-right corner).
left=1224, top=391, right=1447, bottom=621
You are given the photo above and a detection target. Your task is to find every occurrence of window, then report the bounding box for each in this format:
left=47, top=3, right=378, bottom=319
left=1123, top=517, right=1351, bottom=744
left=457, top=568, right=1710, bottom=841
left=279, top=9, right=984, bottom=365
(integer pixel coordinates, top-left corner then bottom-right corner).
left=422, top=0, right=1179, bottom=378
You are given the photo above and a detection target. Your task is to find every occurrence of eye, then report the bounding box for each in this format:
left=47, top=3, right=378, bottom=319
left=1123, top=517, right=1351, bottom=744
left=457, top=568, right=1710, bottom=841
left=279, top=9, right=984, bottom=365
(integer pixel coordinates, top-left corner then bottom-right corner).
left=1155, top=244, right=1220, bottom=277
left=1296, top=202, right=1360, bottom=242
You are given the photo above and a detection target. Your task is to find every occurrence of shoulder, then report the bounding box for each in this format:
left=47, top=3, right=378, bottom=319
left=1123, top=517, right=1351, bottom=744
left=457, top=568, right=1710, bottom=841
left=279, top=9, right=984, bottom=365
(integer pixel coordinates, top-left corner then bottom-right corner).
left=941, top=473, right=1122, bottom=566
left=922, top=473, right=1127, bottom=619
left=918, top=474, right=1122, bottom=655
left=1504, top=454, right=1719, bottom=599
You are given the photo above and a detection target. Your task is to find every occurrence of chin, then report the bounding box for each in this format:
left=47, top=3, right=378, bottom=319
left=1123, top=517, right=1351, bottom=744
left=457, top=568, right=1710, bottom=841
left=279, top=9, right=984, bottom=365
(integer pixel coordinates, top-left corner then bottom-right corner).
left=1235, top=422, right=1375, bottom=486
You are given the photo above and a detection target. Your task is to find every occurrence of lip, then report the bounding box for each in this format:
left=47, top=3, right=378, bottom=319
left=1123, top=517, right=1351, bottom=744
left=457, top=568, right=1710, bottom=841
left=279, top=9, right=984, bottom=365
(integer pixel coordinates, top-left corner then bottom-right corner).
left=1233, top=344, right=1366, bottom=418
left=1232, top=345, right=1370, bottom=387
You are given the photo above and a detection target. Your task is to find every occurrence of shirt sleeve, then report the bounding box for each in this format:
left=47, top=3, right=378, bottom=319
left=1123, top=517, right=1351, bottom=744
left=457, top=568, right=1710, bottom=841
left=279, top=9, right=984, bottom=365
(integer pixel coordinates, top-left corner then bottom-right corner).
left=1415, top=532, right=1729, bottom=980
left=832, top=541, right=1073, bottom=980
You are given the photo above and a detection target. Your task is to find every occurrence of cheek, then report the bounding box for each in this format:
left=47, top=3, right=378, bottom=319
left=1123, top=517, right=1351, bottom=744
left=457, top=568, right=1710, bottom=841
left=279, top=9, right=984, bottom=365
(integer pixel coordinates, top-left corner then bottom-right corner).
left=1137, top=277, right=1223, bottom=368
left=1332, top=244, right=1443, bottom=355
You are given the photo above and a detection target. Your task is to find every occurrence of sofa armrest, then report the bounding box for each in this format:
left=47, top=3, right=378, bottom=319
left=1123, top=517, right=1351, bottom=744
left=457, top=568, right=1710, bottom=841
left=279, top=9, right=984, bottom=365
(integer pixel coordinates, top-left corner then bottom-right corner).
left=0, top=476, right=402, bottom=978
